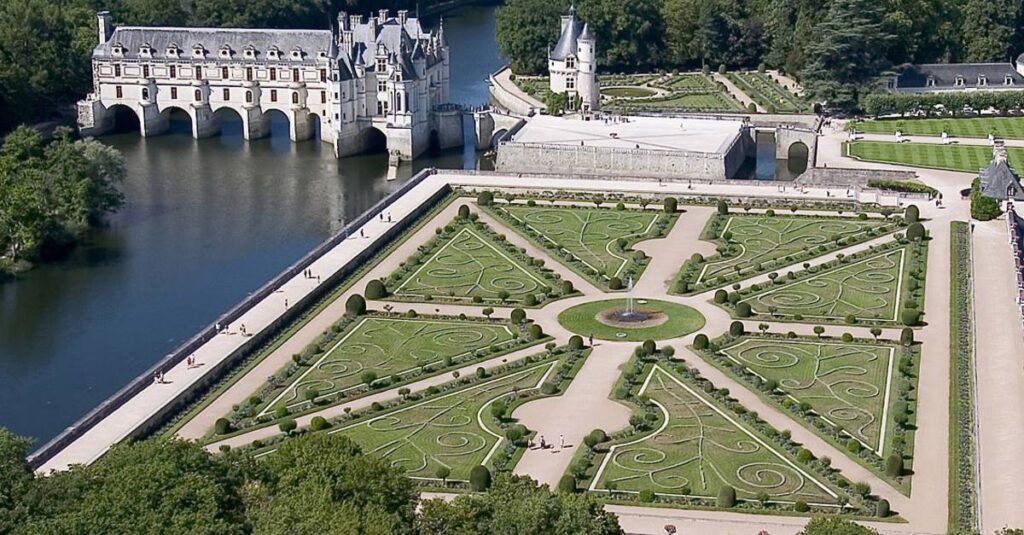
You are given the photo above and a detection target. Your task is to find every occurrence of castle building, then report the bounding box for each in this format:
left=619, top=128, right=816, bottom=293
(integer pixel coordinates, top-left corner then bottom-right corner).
left=547, top=6, right=599, bottom=112
left=885, top=55, right=1024, bottom=93
left=77, top=10, right=462, bottom=160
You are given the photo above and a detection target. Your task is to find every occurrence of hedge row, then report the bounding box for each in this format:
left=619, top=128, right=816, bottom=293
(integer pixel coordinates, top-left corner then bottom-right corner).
left=866, top=179, right=939, bottom=197
left=864, top=91, right=1024, bottom=117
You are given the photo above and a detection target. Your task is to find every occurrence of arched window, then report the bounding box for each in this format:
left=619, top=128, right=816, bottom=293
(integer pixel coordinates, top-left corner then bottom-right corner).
left=246, top=90, right=253, bottom=103
left=141, top=87, right=149, bottom=100
left=195, top=89, right=202, bottom=101
left=292, top=92, right=299, bottom=104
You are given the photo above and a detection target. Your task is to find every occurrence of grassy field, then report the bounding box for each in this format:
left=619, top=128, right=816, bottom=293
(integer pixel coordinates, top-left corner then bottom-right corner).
left=494, top=204, right=669, bottom=287
left=261, top=316, right=518, bottom=414
left=607, top=92, right=741, bottom=113
left=591, top=365, right=839, bottom=504
left=718, top=338, right=897, bottom=455
left=696, top=214, right=888, bottom=285
left=846, top=141, right=1024, bottom=172
left=849, top=116, right=1024, bottom=139
left=601, top=86, right=658, bottom=98
left=328, top=360, right=557, bottom=481
left=557, top=298, right=705, bottom=342
left=391, top=225, right=550, bottom=304
left=740, top=248, right=908, bottom=322
left=729, top=72, right=808, bottom=113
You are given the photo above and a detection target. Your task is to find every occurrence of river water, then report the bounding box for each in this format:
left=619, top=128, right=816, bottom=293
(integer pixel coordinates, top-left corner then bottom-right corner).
left=0, top=5, right=502, bottom=445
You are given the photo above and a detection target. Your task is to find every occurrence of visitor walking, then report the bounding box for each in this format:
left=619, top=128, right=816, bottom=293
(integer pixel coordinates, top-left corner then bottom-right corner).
left=539, top=435, right=547, bottom=449
left=284, top=299, right=289, bottom=309
left=559, top=435, right=565, bottom=451
left=589, top=334, right=594, bottom=347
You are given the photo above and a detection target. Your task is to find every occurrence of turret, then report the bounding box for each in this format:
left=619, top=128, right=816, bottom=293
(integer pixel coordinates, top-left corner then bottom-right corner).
left=97, top=11, right=113, bottom=44
left=577, top=22, right=599, bottom=111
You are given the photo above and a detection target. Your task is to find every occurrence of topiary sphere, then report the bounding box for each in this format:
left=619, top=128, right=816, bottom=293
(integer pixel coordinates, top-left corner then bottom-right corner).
left=458, top=204, right=471, bottom=219
left=345, top=294, right=367, bottom=316
left=529, top=323, right=543, bottom=339
left=906, top=222, right=925, bottom=241
left=214, top=418, right=232, bottom=435
left=901, top=308, right=921, bottom=326
left=609, top=277, right=623, bottom=290
left=477, top=190, right=494, bottom=206
left=365, top=279, right=387, bottom=300
left=469, top=465, right=491, bottom=491
left=714, top=289, right=728, bottom=304
left=876, top=498, right=891, bottom=518
left=568, top=335, right=584, bottom=350
left=694, top=334, right=710, bottom=350
left=736, top=302, right=752, bottom=318
left=510, top=308, right=527, bottom=323
left=558, top=474, right=577, bottom=493
left=717, top=485, right=736, bottom=507
left=729, top=321, right=745, bottom=337
left=905, top=204, right=920, bottom=223
left=664, top=197, right=678, bottom=213
left=642, top=339, right=657, bottom=355
left=561, top=280, right=574, bottom=294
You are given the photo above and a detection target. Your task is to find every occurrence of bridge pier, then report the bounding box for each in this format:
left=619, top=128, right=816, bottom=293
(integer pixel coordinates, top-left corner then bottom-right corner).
left=289, top=109, right=314, bottom=142
left=474, top=111, right=495, bottom=151
left=193, top=105, right=220, bottom=139
left=140, top=104, right=168, bottom=137
left=241, top=107, right=269, bottom=141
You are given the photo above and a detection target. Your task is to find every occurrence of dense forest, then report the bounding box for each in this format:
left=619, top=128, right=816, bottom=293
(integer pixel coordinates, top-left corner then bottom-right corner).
left=0, top=0, right=475, bottom=133
left=497, top=0, right=1024, bottom=109
left=0, top=126, right=125, bottom=274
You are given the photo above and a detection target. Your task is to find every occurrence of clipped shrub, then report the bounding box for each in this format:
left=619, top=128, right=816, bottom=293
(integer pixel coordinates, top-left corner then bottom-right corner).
left=511, top=308, right=527, bottom=324
left=361, top=371, right=378, bottom=386
left=279, top=418, right=297, bottom=434
left=906, top=222, right=925, bottom=241
left=664, top=196, right=678, bottom=213
left=736, top=302, right=752, bottom=318
left=458, top=204, right=471, bottom=219
left=717, top=485, right=736, bottom=507
left=609, top=277, right=623, bottom=290
left=561, top=280, right=574, bottom=294
left=841, top=332, right=854, bottom=343
left=904, top=204, right=920, bottom=223
left=638, top=489, right=655, bottom=503
left=469, top=465, right=492, bottom=491
left=569, top=335, right=584, bottom=350
left=794, top=501, right=810, bottom=513
left=310, top=416, right=329, bottom=431
left=274, top=406, right=289, bottom=419
left=900, top=327, right=914, bottom=346
left=885, top=453, right=902, bottom=477
left=529, top=323, right=544, bottom=339
left=524, top=293, right=537, bottom=306
left=642, top=339, right=657, bottom=355
left=345, top=294, right=367, bottom=316
left=693, top=334, right=710, bottom=350
left=477, top=190, right=494, bottom=206
left=717, top=199, right=728, bottom=215
left=901, top=308, right=921, bottom=326
left=876, top=498, right=891, bottom=518
left=558, top=475, right=577, bottom=493
left=714, top=289, right=728, bottom=304
left=729, top=321, right=745, bottom=337
left=214, top=418, right=232, bottom=435
left=364, top=279, right=387, bottom=300
left=541, top=382, right=558, bottom=395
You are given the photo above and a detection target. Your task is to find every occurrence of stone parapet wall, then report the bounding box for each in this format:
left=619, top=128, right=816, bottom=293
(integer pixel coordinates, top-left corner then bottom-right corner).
left=798, top=167, right=918, bottom=186
left=495, top=142, right=732, bottom=180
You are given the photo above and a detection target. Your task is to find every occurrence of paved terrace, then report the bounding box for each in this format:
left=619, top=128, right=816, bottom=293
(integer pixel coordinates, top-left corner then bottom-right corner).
left=512, top=114, right=745, bottom=154
left=36, top=171, right=896, bottom=474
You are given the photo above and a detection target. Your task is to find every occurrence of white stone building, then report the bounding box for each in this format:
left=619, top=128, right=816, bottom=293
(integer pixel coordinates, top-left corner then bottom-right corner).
left=547, top=6, right=599, bottom=112
left=77, top=10, right=462, bottom=160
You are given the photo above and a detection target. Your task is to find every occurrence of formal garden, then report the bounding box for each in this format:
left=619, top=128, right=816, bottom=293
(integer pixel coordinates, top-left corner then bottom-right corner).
left=846, top=141, right=1024, bottom=173
left=556, top=298, right=705, bottom=342
left=848, top=116, right=1024, bottom=139
left=483, top=198, right=676, bottom=290
left=675, top=207, right=898, bottom=293
left=725, top=71, right=810, bottom=113
left=722, top=240, right=928, bottom=327
left=381, top=209, right=574, bottom=306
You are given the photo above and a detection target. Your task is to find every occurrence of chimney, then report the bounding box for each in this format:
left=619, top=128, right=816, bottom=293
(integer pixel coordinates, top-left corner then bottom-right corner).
left=349, top=14, right=362, bottom=29
left=97, top=11, right=113, bottom=44
left=337, top=11, right=349, bottom=32
left=342, top=30, right=353, bottom=48
left=378, top=9, right=389, bottom=23
left=369, top=17, right=378, bottom=40
left=398, top=10, right=408, bottom=25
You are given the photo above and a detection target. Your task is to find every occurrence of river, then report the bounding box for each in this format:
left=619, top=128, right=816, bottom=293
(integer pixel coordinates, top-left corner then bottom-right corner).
left=0, top=5, right=502, bottom=445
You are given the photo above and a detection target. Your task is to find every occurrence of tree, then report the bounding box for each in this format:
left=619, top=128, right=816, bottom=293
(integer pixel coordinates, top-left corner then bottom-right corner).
left=279, top=418, right=297, bottom=434
left=496, top=0, right=571, bottom=75
left=798, top=516, right=880, bottom=535
left=642, top=339, right=657, bottom=355
left=482, top=307, right=494, bottom=319
left=870, top=327, right=882, bottom=340
left=960, top=0, right=1020, bottom=62
left=469, top=465, right=492, bottom=492
left=578, top=0, right=665, bottom=72
left=345, top=294, right=366, bottom=316
left=558, top=475, right=577, bottom=493
left=813, top=325, right=825, bottom=338
left=800, top=0, right=893, bottom=110
left=436, top=466, right=451, bottom=487
left=901, top=308, right=921, bottom=326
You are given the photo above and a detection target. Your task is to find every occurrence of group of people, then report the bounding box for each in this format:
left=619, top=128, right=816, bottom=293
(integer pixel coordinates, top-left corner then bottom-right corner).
left=530, top=434, right=567, bottom=452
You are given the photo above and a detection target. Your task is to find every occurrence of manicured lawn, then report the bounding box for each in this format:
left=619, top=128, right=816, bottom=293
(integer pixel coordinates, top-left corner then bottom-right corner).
left=557, top=298, right=705, bottom=342
left=849, top=116, right=1024, bottom=139
left=731, top=72, right=808, bottom=112
left=696, top=214, right=888, bottom=285
left=590, top=365, right=838, bottom=504
left=262, top=316, right=519, bottom=414
left=390, top=224, right=551, bottom=304
left=602, top=86, right=658, bottom=98
left=846, top=141, right=1024, bottom=172
left=494, top=204, right=671, bottom=287
left=664, top=74, right=717, bottom=91
left=718, top=338, right=897, bottom=455
left=609, top=92, right=741, bottom=112
left=329, top=360, right=557, bottom=481
left=741, top=248, right=907, bottom=322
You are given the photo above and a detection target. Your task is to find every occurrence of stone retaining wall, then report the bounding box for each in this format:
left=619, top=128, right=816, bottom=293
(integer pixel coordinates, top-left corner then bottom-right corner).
left=495, top=141, right=736, bottom=180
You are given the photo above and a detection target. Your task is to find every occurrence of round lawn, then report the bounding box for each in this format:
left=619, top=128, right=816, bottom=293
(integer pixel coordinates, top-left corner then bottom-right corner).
left=558, top=298, right=705, bottom=341
left=601, top=86, right=657, bottom=98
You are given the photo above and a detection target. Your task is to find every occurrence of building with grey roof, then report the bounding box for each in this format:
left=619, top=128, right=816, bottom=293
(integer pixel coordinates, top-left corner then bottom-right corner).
left=77, top=9, right=461, bottom=160
left=885, top=56, right=1024, bottom=93
left=979, top=157, right=1024, bottom=201
left=547, top=6, right=599, bottom=112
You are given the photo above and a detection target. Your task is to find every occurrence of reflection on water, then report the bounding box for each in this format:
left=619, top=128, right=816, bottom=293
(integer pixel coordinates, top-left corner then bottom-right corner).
left=735, top=130, right=807, bottom=181
left=0, top=5, right=502, bottom=445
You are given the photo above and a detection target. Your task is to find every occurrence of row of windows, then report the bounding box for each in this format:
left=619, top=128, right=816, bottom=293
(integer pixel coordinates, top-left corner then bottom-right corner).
left=926, top=75, right=1016, bottom=87
left=117, top=85, right=326, bottom=104
left=112, top=44, right=319, bottom=62
left=110, top=63, right=326, bottom=83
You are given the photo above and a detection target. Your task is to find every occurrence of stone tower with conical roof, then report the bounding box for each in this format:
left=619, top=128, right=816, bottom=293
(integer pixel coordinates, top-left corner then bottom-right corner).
left=547, top=5, right=599, bottom=112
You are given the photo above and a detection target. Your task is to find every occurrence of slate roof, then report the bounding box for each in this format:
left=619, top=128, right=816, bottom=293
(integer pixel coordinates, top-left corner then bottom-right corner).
left=896, top=63, right=1024, bottom=89
left=550, top=8, right=582, bottom=61
left=980, top=158, right=1024, bottom=200
left=96, top=27, right=334, bottom=60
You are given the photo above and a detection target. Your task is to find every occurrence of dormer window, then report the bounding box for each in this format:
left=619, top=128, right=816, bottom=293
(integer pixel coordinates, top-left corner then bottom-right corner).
left=955, top=76, right=965, bottom=87
left=192, top=44, right=206, bottom=58
left=139, top=43, right=152, bottom=58
left=1007, top=75, right=1015, bottom=86
left=111, top=43, right=124, bottom=57
left=219, top=45, right=232, bottom=58
left=978, top=75, right=987, bottom=86
left=291, top=48, right=303, bottom=60
left=319, top=51, right=327, bottom=58
left=566, top=56, right=575, bottom=69
left=376, top=57, right=386, bottom=72
left=268, top=47, right=280, bottom=60
left=166, top=44, right=180, bottom=58
left=926, top=76, right=935, bottom=87
left=243, top=45, right=255, bottom=58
